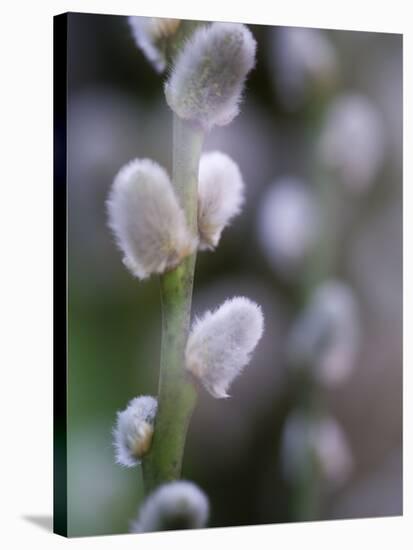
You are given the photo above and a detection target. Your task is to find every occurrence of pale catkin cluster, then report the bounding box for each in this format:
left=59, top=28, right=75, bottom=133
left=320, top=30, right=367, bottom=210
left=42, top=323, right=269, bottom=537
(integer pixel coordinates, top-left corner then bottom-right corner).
left=131, top=480, right=209, bottom=532
left=198, top=151, right=245, bottom=250
left=128, top=16, right=181, bottom=72
left=318, top=93, right=385, bottom=191
left=288, top=280, right=360, bottom=386
left=165, top=22, right=257, bottom=130
left=186, top=297, right=264, bottom=398
left=281, top=412, right=353, bottom=487
left=107, top=158, right=197, bottom=280
left=257, top=177, right=320, bottom=274
left=273, top=27, right=338, bottom=110
left=314, top=417, right=354, bottom=486
left=113, top=396, right=158, bottom=467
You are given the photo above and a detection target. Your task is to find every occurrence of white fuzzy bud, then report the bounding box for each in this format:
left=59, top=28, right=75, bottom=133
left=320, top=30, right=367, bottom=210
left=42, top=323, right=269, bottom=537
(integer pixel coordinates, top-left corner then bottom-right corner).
left=197, top=151, right=245, bottom=250
left=257, top=178, right=320, bottom=275
left=186, top=297, right=264, bottom=398
left=131, top=480, right=209, bottom=532
left=281, top=412, right=353, bottom=487
left=107, top=158, right=197, bottom=280
left=165, top=22, right=257, bottom=130
left=288, top=280, right=361, bottom=386
left=319, top=93, right=385, bottom=191
left=113, top=396, right=157, bottom=467
left=273, top=27, right=338, bottom=110
left=128, top=16, right=180, bottom=72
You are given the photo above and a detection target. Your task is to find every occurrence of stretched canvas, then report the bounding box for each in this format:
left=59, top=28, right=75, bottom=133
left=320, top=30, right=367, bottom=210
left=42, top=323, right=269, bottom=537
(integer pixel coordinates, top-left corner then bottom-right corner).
left=54, top=12, right=403, bottom=537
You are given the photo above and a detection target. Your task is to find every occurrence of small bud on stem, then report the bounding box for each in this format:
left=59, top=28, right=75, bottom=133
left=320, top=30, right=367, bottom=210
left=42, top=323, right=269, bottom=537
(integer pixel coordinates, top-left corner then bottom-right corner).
left=128, top=16, right=181, bottom=72
left=113, top=396, right=158, bottom=467
left=198, top=151, right=245, bottom=250
left=107, top=158, right=197, bottom=280
left=131, top=480, right=209, bottom=532
left=186, top=297, right=264, bottom=398
left=165, top=22, right=257, bottom=130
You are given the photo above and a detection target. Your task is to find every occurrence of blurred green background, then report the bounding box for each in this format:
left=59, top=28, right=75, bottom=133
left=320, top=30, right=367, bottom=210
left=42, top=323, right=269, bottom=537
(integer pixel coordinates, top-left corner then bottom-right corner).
left=66, top=13, right=402, bottom=537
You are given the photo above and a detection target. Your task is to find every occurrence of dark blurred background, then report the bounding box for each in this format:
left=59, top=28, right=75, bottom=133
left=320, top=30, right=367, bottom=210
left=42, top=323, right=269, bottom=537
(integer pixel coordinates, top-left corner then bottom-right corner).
left=66, top=13, right=402, bottom=536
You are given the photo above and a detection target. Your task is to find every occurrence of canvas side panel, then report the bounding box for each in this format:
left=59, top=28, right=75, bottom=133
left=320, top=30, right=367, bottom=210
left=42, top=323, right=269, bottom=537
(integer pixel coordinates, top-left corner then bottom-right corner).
left=53, top=12, right=68, bottom=538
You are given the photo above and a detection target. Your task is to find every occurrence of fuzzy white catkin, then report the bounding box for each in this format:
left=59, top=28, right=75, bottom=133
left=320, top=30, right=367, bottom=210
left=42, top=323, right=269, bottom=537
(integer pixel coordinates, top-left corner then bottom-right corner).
left=318, top=93, right=385, bottom=191
left=113, top=396, right=157, bottom=467
left=273, top=27, right=337, bottom=110
left=281, top=412, right=353, bottom=487
left=197, top=151, right=245, bottom=250
left=128, top=16, right=180, bottom=72
left=131, top=480, right=209, bottom=532
left=107, top=158, right=196, bottom=280
left=288, top=280, right=361, bottom=386
left=186, top=297, right=264, bottom=398
left=165, top=22, right=256, bottom=130
left=257, top=178, right=320, bottom=275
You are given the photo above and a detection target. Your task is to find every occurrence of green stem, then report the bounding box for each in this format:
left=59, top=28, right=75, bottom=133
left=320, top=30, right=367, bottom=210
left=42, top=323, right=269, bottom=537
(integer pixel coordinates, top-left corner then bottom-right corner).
left=289, top=107, right=337, bottom=521
left=288, top=375, right=325, bottom=521
left=302, top=169, right=338, bottom=297
left=142, top=115, right=204, bottom=493
left=290, top=457, right=322, bottom=521
left=298, top=108, right=338, bottom=301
